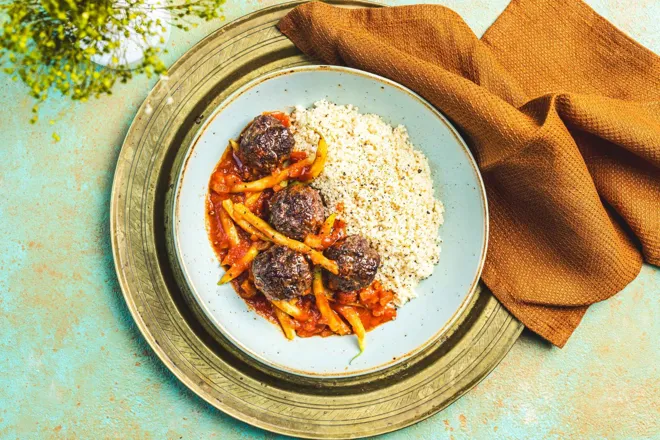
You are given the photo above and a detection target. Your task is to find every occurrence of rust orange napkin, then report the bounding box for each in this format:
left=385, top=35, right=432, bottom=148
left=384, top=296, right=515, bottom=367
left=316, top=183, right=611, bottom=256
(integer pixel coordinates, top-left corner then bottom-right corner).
left=278, top=0, right=660, bottom=347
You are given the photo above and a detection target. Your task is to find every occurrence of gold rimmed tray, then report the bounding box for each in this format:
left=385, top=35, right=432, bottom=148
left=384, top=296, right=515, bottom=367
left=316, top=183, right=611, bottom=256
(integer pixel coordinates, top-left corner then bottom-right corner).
left=110, top=1, right=523, bottom=438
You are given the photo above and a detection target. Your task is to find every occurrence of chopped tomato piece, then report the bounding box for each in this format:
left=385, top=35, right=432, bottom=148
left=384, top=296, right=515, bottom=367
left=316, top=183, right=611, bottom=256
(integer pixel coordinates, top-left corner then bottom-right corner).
left=290, top=151, right=308, bottom=162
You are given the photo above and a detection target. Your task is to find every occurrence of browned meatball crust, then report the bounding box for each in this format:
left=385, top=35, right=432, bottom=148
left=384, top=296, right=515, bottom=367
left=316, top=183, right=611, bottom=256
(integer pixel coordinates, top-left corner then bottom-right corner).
left=324, top=235, right=380, bottom=292
left=252, top=245, right=312, bottom=301
left=268, top=184, right=325, bottom=241
left=238, top=114, right=294, bottom=174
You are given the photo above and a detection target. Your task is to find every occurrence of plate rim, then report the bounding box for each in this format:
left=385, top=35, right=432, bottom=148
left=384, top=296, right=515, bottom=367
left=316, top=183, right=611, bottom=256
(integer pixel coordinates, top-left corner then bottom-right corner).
left=172, top=63, right=490, bottom=378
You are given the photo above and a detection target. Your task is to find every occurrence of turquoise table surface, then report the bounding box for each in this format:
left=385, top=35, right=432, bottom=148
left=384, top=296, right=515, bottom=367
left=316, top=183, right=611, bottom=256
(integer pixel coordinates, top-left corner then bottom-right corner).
left=1, top=0, right=659, bottom=438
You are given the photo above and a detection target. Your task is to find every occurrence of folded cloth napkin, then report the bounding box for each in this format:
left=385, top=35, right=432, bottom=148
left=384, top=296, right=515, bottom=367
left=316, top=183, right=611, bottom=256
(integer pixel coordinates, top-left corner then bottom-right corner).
left=279, top=0, right=660, bottom=347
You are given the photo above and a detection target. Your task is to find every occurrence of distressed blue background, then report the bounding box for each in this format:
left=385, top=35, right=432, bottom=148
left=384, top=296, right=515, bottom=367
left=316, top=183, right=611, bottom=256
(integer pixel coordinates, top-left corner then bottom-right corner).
left=1, top=0, right=658, bottom=438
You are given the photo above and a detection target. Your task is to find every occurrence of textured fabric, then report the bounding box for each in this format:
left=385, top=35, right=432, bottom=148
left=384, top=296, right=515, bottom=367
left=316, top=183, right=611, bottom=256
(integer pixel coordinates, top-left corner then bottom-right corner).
left=278, top=0, right=660, bottom=347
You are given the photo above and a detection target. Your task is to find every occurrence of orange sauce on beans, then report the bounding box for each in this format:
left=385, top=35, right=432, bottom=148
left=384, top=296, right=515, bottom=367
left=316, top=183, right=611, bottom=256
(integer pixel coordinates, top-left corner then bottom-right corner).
left=321, top=219, right=346, bottom=249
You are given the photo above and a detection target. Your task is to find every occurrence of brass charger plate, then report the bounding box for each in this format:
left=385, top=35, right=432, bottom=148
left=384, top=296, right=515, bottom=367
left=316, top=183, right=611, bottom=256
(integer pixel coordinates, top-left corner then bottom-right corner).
left=110, top=1, right=524, bottom=438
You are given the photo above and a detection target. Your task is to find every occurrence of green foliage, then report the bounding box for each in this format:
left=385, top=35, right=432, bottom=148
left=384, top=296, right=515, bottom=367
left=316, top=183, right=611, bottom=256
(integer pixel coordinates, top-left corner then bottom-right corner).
left=0, top=0, right=225, bottom=124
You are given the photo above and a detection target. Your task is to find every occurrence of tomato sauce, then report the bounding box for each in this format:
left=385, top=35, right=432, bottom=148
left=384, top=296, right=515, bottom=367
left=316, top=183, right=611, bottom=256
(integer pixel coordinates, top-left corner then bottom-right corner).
left=263, top=111, right=291, bottom=127
left=320, top=219, right=346, bottom=249
left=290, top=151, right=308, bottom=162
left=333, top=281, right=397, bottom=331
left=206, top=119, right=397, bottom=340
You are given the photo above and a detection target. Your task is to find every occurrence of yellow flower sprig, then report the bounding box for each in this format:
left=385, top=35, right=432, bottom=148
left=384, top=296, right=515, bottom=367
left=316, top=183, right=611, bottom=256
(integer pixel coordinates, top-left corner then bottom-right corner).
left=0, top=0, right=225, bottom=126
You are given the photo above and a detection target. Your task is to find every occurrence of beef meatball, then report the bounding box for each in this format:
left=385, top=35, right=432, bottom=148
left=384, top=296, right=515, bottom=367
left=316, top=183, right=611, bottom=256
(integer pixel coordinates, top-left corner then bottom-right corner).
left=238, top=114, right=294, bottom=174
left=324, top=235, right=380, bottom=292
left=269, top=184, right=325, bottom=241
left=252, top=245, right=312, bottom=301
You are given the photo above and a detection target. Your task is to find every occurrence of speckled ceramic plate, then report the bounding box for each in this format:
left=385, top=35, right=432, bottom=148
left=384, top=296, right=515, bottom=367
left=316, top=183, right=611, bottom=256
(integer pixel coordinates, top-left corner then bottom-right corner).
left=110, top=1, right=523, bottom=438
left=174, top=65, right=489, bottom=377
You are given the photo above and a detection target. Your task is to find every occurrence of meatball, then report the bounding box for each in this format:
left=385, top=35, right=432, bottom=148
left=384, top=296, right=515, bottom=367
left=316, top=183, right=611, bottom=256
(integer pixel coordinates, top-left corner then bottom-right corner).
left=252, top=245, right=312, bottom=301
left=269, top=184, right=325, bottom=241
left=324, top=235, right=380, bottom=292
left=238, top=114, right=294, bottom=174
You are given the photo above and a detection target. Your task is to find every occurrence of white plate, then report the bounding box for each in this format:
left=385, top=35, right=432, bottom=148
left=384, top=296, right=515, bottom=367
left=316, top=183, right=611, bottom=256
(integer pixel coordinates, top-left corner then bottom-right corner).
left=174, top=65, right=488, bottom=377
